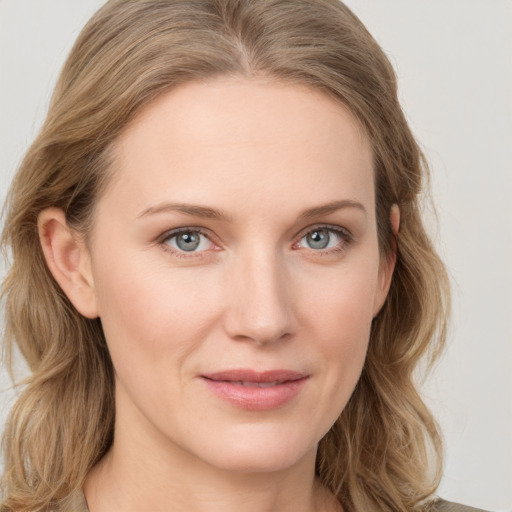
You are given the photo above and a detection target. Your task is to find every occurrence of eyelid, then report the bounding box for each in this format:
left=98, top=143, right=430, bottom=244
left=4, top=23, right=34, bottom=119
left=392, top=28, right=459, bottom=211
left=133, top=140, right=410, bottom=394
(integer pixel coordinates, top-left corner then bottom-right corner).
left=158, top=226, right=220, bottom=255
left=158, top=226, right=208, bottom=242
left=293, top=223, right=354, bottom=252
left=295, top=223, right=353, bottom=241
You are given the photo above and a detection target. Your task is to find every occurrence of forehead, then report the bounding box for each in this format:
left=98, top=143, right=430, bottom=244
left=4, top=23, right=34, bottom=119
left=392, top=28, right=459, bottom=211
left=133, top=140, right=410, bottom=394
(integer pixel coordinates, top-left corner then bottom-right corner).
left=101, top=77, right=374, bottom=221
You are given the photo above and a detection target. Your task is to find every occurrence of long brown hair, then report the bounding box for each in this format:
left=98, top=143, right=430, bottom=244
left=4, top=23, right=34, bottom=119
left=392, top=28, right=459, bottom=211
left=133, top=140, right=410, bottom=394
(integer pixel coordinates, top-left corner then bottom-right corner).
left=1, top=1, right=449, bottom=510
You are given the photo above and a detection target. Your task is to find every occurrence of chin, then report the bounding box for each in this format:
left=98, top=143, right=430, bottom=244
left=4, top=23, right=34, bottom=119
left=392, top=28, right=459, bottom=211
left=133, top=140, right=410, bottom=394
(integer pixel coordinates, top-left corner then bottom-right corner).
left=188, top=422, right=321, bottom=474
left=206, top=446, right=315, bottom=475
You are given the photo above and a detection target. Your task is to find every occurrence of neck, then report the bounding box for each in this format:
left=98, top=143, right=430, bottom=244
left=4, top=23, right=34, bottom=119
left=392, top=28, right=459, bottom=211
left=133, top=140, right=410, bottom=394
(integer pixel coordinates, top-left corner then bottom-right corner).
left=85, top=449, right=337, bottom=512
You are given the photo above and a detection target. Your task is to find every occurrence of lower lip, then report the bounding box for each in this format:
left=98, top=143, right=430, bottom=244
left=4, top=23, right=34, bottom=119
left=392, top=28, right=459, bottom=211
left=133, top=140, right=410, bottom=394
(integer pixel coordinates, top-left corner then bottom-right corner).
left=202, top=377, right=308, bottom=411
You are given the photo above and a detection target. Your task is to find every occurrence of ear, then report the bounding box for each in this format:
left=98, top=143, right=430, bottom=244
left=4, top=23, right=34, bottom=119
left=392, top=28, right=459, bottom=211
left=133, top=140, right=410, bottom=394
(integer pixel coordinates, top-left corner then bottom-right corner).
left=373, top=204, right=400, bottom=316
left=38, top=208, right=99, bottom=319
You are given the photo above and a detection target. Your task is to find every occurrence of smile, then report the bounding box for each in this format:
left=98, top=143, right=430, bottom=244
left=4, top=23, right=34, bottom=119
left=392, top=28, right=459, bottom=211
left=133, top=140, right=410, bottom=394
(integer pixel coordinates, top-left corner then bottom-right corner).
left=201, top=369, right=309, bottom=411
left=229, top=381, right=285, bottom=387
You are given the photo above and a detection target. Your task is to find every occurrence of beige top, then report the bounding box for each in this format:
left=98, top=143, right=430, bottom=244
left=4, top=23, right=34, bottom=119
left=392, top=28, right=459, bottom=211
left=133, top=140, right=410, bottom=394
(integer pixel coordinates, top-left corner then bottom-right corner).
left=434, top=501, right=490, bottom=512
left=53, top=490, right=89, bottom=511
left=55, top=491, right=489, bottom=512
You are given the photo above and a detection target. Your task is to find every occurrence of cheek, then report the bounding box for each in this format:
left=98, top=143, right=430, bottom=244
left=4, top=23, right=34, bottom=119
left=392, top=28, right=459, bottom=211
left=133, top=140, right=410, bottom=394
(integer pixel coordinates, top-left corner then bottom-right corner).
left=301, top=257, right=379, bottom=344
left=91, top=248, right=222, bottom=374
left=300, top=260, right=378, bottom=401
left=319, top=294, right=372, bottom=384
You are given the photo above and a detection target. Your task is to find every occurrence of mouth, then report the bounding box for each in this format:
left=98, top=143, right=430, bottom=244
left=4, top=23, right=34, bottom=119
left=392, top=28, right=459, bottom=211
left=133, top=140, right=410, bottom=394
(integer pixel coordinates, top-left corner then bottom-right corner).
left=220, top=381, right=290, bottom=387
left=200, top=369, right=309, bottom=410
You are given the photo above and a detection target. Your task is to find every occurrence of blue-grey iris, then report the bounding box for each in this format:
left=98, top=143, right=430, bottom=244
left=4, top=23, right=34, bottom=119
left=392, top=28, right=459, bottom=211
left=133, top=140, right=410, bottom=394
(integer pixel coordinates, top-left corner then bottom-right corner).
left=306, top=229, right=330, bottom=249
left=176, top=231, right=200, bottom=251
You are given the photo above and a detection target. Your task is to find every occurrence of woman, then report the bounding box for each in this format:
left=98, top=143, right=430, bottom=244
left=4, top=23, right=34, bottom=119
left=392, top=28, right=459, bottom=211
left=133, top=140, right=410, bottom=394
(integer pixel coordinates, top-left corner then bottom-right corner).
left=0, top=0, right=486, bottom=511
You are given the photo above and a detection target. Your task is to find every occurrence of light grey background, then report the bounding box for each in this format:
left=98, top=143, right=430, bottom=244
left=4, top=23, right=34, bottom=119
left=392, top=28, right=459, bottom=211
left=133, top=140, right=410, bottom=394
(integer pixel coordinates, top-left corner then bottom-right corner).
left=1, top=1, right=511, bottom=510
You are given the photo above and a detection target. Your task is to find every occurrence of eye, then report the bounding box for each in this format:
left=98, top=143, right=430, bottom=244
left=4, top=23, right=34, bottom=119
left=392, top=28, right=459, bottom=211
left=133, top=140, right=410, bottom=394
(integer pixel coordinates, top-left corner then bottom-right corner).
left=163, top=229, right=214, bottom=253
left=296, top=226, right=351, bottom=252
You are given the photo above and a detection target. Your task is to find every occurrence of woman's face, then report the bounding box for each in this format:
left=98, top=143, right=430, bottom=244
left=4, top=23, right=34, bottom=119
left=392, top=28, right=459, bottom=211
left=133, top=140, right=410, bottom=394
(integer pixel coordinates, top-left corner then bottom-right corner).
left=83, top=77, right=393, bottom=473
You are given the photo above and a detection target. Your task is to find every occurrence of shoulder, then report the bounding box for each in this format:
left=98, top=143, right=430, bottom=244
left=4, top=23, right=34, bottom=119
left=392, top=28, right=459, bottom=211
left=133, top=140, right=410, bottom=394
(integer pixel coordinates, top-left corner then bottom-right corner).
left=430, top=498, right=491, bottom=512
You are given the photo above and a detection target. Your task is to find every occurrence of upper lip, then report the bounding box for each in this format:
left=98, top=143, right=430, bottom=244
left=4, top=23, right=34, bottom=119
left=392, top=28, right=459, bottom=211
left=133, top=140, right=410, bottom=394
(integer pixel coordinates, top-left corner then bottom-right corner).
left=201, top=369, right=308, bottom=383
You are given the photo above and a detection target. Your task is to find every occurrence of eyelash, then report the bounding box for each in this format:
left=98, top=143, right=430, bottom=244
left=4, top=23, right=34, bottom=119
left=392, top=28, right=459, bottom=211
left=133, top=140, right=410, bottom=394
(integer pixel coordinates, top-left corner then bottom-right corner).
left=158, top=224, right=353, bottom=258
left=294, top=224, right=353, bottom=256
left=158, top=227, right=218, bottom=259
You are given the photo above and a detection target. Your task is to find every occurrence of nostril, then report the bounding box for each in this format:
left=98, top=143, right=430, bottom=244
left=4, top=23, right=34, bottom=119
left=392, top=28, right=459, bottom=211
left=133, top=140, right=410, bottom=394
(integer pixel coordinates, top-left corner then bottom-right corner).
left=230, top=329, right=292, bottom=346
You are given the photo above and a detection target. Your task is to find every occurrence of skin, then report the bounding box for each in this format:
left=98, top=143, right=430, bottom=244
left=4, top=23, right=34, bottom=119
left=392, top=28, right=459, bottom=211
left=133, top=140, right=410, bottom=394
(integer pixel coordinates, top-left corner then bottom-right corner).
left=39, top=76, right=398, bottom=512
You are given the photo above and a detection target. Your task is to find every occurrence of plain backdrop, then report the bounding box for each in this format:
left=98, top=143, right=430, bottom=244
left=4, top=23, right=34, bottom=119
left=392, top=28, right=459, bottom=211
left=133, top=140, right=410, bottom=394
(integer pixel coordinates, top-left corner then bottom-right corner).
left=0, top=1, right=511, bottom=510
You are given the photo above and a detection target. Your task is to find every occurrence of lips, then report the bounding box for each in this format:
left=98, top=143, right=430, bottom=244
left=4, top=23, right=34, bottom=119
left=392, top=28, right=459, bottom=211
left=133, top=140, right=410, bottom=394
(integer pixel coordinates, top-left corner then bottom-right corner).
left=200, top=369, right=308, bottom=410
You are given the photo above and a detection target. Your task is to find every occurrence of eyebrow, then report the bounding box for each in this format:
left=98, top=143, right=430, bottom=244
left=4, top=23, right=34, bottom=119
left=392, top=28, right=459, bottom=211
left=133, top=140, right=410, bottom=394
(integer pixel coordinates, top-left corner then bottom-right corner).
left=137, top=199, right=366, bottom=221
left=297, top=199, right=367, bottom=220
left=138, top=202, right=233, bottom=221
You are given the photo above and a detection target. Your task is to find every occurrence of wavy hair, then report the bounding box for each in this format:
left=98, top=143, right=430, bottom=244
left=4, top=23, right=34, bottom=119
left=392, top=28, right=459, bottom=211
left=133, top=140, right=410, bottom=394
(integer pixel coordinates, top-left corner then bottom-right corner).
left=1, top=1, right=449, bottom=510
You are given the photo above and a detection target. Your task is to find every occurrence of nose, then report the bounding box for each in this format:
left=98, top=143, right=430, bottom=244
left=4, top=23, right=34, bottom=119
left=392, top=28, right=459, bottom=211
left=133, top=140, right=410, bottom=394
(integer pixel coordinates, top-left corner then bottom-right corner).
left=223, top=249, right=295, bottom=346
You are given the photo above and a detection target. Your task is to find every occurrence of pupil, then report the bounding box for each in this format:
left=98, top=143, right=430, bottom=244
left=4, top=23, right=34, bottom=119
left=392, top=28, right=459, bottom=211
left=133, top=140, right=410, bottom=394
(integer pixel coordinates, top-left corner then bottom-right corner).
left=177, top=232, right=200, bottom=251
left=307, top=229, right=329, bottom=249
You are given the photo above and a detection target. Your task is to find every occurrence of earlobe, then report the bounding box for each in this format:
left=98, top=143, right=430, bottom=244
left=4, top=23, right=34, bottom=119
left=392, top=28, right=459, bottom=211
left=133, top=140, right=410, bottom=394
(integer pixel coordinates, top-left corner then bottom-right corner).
left=38, top=208, right=99, bottom=319
left=389, top=204, right=400, bottom=238
left=373, top=204, right=400, bottom=317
